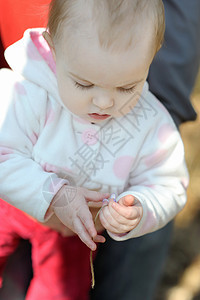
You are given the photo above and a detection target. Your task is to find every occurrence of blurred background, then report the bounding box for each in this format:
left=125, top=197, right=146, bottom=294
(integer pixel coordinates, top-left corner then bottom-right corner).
left=0, top=1, right=200, bottom=298
left=155, top=72, right=200, bottom=300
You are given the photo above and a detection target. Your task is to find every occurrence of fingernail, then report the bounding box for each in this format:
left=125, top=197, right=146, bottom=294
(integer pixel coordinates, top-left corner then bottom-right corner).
left=103, top=198, right=109, bottom=203
left=103, top=193, right=110, bottom=197
left=110, top=193, right=116, bottom=202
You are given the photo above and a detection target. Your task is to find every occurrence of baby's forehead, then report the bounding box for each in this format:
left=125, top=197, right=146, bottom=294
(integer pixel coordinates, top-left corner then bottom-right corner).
left=49, top=0, right=164, bottom=54
left=58, top=2, right=155, bottom=53
left=56, top=24, right=154, bottom=89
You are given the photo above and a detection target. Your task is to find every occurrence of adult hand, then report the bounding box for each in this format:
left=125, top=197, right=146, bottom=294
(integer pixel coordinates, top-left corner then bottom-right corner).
left=49, top=185, right=109, bottom=250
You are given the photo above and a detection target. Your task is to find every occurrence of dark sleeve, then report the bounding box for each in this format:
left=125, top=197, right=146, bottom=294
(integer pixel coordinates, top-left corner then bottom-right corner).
left=148, top=0, right=200, bottom=127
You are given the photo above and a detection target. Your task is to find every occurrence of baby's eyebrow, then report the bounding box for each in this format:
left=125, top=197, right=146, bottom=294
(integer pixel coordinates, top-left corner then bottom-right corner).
left=117, top=78, right=144, bottom=88
left=69, top=72, right=92, bottom=84
left=69, top=71, right=144, bottom=87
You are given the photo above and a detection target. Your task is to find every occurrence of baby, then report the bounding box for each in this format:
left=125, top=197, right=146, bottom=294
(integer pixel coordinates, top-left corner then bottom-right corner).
left=0, top=0, right=187, bottom=255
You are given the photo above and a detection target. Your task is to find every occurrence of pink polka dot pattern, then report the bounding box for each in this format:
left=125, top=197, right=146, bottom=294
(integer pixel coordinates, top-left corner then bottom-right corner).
left=14, top=82, right=27, bottom=95
left=0, top=147, right=13, bottom=162
left=113, top=156, right=134, bottom=180
left=140, top=210, right=157, bottom=234
left=158, top=124, right=174, bottom=143
left=30, top=31, right=56, bottom=74
left=82, top=129, right=99, bottom=145
left=144, top=184, right=155, bottom=189
left=42, top=163, right=59, bottom=173
left=45, top=108, right=55, bottom=126
left=29, top=132, right=38, bottom=145
left=181, top=177, right=189, bottom=189
left=145, top=149, right=167, bottom=168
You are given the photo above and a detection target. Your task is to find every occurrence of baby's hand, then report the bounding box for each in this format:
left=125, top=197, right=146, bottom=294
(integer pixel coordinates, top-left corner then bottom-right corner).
left=48, top=185, right=109, bottom=250
left=99, top=194, right=143, bottom=236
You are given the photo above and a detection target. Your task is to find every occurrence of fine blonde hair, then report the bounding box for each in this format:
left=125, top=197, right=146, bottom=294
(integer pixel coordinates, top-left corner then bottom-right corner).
left=47, top=0, right=165, bottom=53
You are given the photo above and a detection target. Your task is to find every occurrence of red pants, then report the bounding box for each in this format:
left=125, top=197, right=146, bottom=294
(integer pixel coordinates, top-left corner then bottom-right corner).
left=0, top=199, right=92, bottom=300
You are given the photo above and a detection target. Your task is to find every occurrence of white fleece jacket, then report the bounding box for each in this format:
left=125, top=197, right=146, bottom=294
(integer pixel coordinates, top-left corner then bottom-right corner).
left=0, top=29, right=188, bottom=241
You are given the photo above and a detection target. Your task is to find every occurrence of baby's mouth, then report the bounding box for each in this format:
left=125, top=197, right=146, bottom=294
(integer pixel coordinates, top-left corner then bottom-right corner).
left=88, top=113, right=111, bottom=120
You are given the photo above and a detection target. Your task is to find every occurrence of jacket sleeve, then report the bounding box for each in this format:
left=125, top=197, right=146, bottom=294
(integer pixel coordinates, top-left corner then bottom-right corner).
left=108, top=99, right=188, bottom=241
left=148, top=0, right=200, bottom=126
left=0, top=69, right=68, bottom=221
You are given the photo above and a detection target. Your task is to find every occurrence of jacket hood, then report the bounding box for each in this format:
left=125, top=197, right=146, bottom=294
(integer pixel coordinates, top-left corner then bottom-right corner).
left=5, top=28, right=62, bottom=105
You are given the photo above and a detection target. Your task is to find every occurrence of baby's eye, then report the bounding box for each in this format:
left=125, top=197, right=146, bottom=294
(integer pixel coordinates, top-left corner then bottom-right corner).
left=74, top=81, right=94, bottom=90
left=117, top=85, right=136, bottom=94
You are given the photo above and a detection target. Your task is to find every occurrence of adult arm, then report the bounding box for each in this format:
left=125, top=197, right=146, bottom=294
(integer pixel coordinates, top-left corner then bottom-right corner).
left=148, top=0, right=200, bottom=126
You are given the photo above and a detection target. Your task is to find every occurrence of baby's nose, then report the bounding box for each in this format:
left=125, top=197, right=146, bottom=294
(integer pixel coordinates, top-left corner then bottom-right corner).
left=92, top=95, right=114, bottom=109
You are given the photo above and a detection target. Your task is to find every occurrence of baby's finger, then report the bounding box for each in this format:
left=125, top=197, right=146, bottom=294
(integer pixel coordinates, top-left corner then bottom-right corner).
left=84, top=189, right=110, bottom=202
left=100, top=205, right=132, bottom=233
left=111, top=201, right=141, bottom=220
left=100, top=208, right=138, bottom=233
left=107, top=200, right=133, bottom=225
left=99, top=209, right=121, bottom=234
left=118, top=194, right=135, bottom=206
left=73, top=218, right=97, bottom=251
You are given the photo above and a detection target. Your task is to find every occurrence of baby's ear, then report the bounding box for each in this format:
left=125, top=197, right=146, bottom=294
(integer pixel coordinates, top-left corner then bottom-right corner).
left=42, top=31, right=56, bottom=60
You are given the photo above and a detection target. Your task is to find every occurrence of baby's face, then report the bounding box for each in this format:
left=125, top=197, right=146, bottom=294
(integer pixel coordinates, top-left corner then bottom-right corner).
left=53, top=25, right=155, bottom=124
